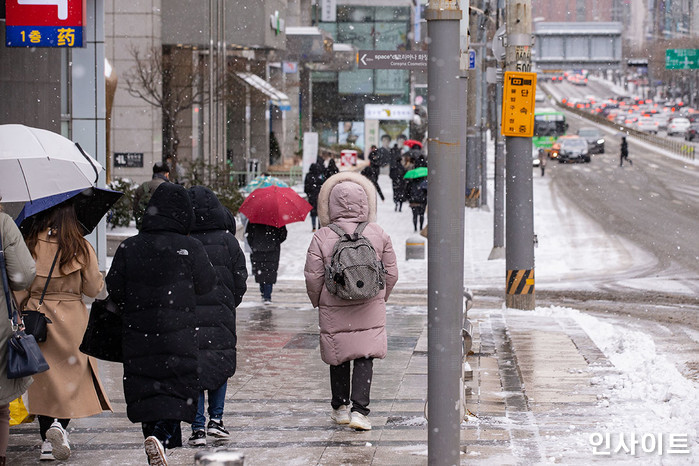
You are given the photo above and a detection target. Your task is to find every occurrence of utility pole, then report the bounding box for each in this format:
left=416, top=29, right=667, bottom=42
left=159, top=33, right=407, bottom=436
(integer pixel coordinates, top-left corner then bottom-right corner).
left=465, top=2, right=480, bottom=208
left=426, top=1, right=464, bottom=464
left=504, top=0, right=535, bottom=309
left=489, top=12, right=506, bottom=260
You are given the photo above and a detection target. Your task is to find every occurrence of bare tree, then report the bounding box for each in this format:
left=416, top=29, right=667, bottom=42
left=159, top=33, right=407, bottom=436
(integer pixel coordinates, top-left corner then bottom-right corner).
left=124, top=45, right=208, bottom=175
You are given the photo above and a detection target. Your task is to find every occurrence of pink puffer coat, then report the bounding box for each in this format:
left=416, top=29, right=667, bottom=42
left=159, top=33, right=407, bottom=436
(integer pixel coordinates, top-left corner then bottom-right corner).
left=304, top=172, right=398, bottom=366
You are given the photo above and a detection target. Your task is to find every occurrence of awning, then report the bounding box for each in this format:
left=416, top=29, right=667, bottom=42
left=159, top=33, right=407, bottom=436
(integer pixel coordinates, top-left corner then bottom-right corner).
left=235, top=72, right=291, bottom=110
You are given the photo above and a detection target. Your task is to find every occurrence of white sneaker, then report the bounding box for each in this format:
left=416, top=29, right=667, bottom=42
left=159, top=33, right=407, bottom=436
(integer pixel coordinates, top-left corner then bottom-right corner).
left=144, top=436, right=168, bottom=466
left=39, top=440, right=55, bottom=461
left=330, top=405, right=351, bottom=425
left=348, top=412, right=372, bottom=431
left=45, top=422, right=70, bottom=460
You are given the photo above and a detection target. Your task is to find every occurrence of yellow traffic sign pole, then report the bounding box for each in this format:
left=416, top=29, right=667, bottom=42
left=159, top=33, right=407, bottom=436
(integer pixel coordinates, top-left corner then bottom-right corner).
left=504, top=1, right=536, bottom=310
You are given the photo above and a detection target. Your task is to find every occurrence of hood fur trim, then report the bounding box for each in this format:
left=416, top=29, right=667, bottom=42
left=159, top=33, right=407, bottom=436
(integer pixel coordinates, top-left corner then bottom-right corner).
left=317, top=171, right=377, bottom=227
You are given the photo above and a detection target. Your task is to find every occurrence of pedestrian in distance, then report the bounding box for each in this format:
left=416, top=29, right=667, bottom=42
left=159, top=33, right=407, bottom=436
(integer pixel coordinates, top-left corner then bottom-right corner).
left=325, top=157, right=339, bottom=178
left=245, top=222, right=287, bottom=304
left=619, top=136, right=632, bottom=167
left=17, top=201, right=112, bottom=462
left=132, top=161, right=171, bottom=230
left=389, top=156, right=407, bottom=211
left=304, top=172, right=399, bottom=432
left=106, top=182, right=217, bottom=465
left=538, top=148, right=547, bottom=177
left=406, top=176, right=428, bottom=232
left=304, top=159, right=327, bottom=232
left=0, top=202, right=36, bottom=466
left=187, top=186, right=248, bottom=447
left=360, top=165, right=385, bottom=201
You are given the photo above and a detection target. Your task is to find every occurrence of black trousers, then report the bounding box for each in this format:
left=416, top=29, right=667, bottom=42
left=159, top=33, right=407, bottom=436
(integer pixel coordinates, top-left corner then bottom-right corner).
left=330, top=357, right=373, bottom=416
left=141, top=420, right=182, bottom=449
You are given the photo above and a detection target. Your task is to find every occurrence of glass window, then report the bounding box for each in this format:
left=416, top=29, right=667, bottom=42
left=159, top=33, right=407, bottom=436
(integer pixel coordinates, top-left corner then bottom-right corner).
left=337, top=22, right=374, bottom=50
left=373, top=23, right=408, bottom=50
left=339, top=69, right=374, bottom=95
left=337, top=6, right=374, bottom=23
left=375, top=7, right=410, bottom=22
left=375, top=69, right=408, bottom=96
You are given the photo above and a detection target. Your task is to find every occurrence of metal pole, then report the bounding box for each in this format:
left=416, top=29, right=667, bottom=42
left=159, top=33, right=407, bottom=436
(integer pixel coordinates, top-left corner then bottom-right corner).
left=465, top=3, right=480, bottom=208
left=504, top=0, right=535, bottom=310
left=426, top=2, right=464, bottom=465
left=489, top=67, right=506, bottom=259
left=479, top=41, right=488, bottom=210
left=208, top=0, right=215, bottom=183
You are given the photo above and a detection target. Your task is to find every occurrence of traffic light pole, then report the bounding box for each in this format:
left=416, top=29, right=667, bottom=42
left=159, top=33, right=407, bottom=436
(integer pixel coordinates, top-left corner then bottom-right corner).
left=426, top=2, right=465, bottom=464
left=504, top=0, right=535, bottom=310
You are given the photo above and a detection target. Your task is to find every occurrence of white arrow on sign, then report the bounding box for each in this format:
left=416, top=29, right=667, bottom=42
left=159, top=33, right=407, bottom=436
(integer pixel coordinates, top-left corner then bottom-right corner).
left=359, top=53, right=368, bottom=66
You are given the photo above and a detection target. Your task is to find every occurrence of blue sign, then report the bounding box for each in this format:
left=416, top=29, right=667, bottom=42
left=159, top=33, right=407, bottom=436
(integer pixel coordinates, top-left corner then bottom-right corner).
left=5, top=25, right=83, bottom=47
left=468, top=49, right=476, bottom=70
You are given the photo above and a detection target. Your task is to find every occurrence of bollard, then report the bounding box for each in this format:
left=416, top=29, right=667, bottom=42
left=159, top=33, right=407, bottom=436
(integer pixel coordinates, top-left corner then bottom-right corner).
left=405, top=235, right=425, bottom=260
left=194, top=449, right=245, bottom=465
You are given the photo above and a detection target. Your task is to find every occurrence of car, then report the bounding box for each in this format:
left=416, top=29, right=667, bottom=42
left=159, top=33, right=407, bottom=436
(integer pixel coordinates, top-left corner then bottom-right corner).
left=651, top=113, right=670, bottom=131
left=635, top=117, right=659, bottom=134
left=685, top=123, right=699, bottom=141
left=551, top=135, right=590, bottom=163
left=576, top=127, right=605, bottom=154
left=667, top=117, right=691, bottom=136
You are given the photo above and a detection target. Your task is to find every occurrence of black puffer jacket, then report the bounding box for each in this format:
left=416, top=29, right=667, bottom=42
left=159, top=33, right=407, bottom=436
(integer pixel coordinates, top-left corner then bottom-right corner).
left=106, top=183, right=217, bottom=423
left=245, top=223, right=287, bottom=284
left=189, top=186, right=247, bottom=391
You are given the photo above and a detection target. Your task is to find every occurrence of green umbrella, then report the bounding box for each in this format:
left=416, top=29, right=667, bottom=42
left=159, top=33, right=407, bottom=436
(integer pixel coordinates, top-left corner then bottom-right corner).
left=404, top=167, right=428, bottom=179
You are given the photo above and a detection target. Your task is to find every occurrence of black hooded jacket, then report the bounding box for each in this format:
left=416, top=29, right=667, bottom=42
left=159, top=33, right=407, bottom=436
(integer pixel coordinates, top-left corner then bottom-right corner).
left=106, top=183, right=217, bottom=423
left=188, top=186, right=248, bottom=391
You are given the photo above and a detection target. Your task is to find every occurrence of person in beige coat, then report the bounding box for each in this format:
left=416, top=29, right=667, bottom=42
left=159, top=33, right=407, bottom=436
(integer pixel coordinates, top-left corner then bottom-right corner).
left=16, top=202, right=112, bottom=461
left=0, top=207, right=36, bottom=465
left=304, top=172, right=398, bottom=431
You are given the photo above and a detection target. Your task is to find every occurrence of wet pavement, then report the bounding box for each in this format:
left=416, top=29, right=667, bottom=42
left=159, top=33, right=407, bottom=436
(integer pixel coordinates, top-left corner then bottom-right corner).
left=7, top=279, right=621, bottom=465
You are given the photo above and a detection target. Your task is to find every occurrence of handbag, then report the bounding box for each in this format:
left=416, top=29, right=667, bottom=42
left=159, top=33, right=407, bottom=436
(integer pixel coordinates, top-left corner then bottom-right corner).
left=20, top=250, right=57, bottom=342
left=0, top=230, right=50, bottom=379
left=79, top=296, right=123, bottom=362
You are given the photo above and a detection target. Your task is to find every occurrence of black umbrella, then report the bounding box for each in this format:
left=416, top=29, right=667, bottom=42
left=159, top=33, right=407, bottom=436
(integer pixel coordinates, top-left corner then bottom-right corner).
left=16, top=187, right=123, bottom=236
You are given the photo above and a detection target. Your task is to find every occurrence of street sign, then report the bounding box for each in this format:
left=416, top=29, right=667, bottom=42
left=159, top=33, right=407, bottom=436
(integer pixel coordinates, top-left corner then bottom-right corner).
left=665, top=49, right=699, bottom=70
left=364, top=104, right=414, bottom=121
left=501, top=71, right=537, bottom=138
left=5, top=0, right=85, bottom=47
left=468, top=49, right=476, bottom=70
left=357, top=50, right=427, bottom=70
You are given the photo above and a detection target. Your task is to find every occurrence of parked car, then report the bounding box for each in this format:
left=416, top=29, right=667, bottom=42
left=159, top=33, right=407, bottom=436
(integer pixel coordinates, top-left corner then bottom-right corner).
left=576, top=127, right=605, bottom=154
left=551, top=135, right=590, bottom=163
left=667, top=117, right=691, bottom=136
left=685, top=123, right=699, bottom=142
left=635, top=117, right=660, bottom=134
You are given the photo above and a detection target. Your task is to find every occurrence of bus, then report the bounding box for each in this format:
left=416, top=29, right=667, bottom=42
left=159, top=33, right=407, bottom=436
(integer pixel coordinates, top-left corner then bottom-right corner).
left=533, top=107, right=568, bottom=150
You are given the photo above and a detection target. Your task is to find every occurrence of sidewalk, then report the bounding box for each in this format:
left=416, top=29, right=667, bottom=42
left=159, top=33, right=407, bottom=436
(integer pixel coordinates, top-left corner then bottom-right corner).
left=7, top=278, right=626, bottom=465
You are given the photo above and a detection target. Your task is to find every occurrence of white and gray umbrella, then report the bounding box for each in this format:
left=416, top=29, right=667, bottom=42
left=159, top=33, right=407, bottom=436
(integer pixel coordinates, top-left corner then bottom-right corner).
left=0, top=124, right=102, bottom=203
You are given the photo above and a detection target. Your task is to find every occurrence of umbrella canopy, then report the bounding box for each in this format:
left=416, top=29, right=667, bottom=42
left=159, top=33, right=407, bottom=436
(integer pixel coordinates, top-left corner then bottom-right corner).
left=238, top=186, right=312, bottom=228
left=404, top=139, right=423, bottom=149
left=242, top=175, right=289, bottom=193
left=0, top=124, right=103, bottom=203
left=404, top=167, right=428, bottom=179
left=15, top=187, right=123, bottom=236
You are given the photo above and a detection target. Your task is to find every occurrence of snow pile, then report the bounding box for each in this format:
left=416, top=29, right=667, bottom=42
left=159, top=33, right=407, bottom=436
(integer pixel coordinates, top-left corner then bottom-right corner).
left=530, top=306, right=698, bottom=458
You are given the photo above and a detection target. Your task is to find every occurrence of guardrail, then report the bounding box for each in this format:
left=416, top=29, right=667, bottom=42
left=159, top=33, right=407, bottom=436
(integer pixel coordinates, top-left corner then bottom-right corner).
left=552, top=100, right=696, bottom=161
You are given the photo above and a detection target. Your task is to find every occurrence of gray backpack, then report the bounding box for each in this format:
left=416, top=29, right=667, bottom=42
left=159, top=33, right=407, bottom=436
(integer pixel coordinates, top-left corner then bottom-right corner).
left=325, top=223, right=386, bottom=300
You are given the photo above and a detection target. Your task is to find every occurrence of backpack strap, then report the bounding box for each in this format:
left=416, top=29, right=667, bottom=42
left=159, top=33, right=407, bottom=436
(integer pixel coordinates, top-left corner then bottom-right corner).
left=353, top=222, right=368, bottom=236
left=327, top=224, right=347, bottom=239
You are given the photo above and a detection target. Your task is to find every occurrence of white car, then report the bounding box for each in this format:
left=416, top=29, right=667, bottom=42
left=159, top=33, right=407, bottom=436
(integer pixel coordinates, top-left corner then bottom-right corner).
left=635, top=117, right=659, bottom=134
left=667, top=117, right=691, bottom=136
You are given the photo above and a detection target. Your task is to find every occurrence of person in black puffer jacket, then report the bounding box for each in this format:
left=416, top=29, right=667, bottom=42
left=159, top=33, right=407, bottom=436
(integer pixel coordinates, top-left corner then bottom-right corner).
left=106, top=183, right=217, bottom=462
left=187, top=186, right=247, bottom=446
left=245, top=222, right=287, bottom=304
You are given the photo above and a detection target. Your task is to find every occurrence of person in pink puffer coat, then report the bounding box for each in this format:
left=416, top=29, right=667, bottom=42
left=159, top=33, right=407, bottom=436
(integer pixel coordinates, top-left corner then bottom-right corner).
left=304, top=172, right=398, bottom=431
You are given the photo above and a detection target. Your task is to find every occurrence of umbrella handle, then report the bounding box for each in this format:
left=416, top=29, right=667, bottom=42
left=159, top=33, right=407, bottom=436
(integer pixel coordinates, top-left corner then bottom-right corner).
left=75, top=143, right=100, bottom=184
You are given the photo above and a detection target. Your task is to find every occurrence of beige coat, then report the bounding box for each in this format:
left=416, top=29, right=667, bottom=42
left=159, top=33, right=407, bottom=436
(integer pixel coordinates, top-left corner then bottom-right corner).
left=304, top=172, right=398, bottom=366
left=16, top=231, right=112, bottom=418
left=0, top=212, right=36, bottom=405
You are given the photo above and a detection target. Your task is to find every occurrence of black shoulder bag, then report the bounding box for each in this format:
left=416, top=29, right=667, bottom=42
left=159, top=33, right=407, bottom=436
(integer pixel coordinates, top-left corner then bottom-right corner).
left=0, top=230, right=50, bottom=379
left=21, top=250, right=56, bottom=342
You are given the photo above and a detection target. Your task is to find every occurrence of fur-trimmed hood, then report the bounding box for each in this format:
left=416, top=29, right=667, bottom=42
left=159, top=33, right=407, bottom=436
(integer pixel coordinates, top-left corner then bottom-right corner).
left=317, top=171, right=377, bottom=227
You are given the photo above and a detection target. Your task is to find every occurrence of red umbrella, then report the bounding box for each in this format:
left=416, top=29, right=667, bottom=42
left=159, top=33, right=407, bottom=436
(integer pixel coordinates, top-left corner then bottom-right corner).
left=404, top=139, right=423, bottom=149
left=238, top=186, right=312, bottom=228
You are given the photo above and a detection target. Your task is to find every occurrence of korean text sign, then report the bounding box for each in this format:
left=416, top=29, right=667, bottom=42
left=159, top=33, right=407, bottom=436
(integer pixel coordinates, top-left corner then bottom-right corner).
left=501, top=71, right=537, bottom=138
left=5, top=0, right=85, bottom=48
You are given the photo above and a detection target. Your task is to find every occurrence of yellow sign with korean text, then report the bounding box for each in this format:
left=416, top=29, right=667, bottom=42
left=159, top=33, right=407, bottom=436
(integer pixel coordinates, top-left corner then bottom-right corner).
left=501, top=71, right=537, bottom=137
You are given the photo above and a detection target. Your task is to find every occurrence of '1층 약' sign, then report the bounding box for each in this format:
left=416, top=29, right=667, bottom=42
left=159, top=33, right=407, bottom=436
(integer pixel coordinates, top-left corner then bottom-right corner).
left=5, top=0, right=85, bottom=48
